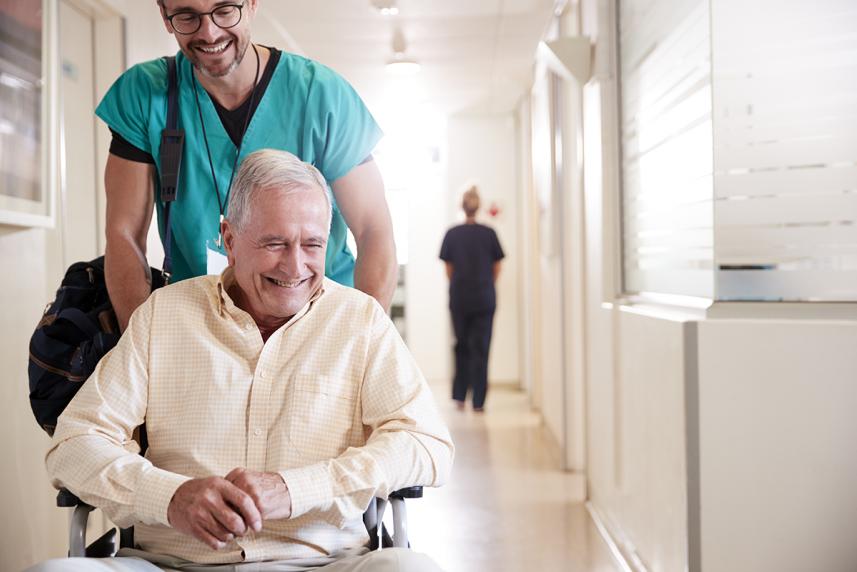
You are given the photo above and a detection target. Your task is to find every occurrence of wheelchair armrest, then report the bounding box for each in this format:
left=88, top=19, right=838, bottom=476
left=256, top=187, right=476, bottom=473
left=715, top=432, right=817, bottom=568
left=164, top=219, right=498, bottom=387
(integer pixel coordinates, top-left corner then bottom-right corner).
left=62, top=492, right=95, bottom=557
left=57, top=488, right=85, bottom=508
left=57, top=488, right=118, bottom=557
left=390, top=486, right=423, bottom=499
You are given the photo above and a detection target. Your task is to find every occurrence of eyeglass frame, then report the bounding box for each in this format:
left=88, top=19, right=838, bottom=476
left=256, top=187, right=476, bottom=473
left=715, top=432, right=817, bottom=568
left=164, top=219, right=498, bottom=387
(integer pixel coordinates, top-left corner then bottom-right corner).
left=164, top=2, right=247, bottom=36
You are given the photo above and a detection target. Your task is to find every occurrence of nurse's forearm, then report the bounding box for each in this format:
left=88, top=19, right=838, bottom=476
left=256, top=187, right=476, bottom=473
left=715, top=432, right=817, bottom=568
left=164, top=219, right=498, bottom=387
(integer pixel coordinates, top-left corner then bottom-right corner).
left=105, top=154, right=156, bottom=331
left=331, top=160, right=397, bottom=311
left=354, top=229, right=397, bottom=312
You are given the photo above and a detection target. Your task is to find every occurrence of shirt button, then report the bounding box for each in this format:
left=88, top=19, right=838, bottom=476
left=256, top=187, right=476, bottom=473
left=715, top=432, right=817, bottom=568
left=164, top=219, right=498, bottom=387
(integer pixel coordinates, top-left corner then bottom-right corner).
left=254, top=429, right=262, bottom=436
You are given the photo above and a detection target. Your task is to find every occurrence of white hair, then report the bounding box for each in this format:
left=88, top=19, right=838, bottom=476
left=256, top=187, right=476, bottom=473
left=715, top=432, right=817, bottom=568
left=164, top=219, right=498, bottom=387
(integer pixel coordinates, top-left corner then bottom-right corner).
left=226, top=149, right=332, bottom=233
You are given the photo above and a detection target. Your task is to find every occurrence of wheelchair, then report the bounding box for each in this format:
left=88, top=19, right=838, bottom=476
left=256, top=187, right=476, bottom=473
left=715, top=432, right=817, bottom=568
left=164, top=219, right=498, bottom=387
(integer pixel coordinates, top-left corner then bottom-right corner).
left=58, top=485, right=423, bottom=557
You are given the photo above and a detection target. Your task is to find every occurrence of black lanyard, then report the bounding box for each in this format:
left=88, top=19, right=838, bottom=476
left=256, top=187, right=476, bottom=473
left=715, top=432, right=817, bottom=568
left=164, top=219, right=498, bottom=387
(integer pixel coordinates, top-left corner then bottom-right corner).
left=192, top=43, right=261, bottom=246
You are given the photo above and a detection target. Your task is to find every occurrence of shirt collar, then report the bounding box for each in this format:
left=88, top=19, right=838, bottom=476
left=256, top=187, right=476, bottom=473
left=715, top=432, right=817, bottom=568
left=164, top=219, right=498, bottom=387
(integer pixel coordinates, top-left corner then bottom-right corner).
left=215, top=267, right=326, bottom=325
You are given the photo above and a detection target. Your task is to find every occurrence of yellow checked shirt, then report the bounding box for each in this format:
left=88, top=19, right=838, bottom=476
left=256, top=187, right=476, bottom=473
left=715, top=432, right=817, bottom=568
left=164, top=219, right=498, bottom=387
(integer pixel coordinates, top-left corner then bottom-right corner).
left=46, top=271, right=454, bottom=564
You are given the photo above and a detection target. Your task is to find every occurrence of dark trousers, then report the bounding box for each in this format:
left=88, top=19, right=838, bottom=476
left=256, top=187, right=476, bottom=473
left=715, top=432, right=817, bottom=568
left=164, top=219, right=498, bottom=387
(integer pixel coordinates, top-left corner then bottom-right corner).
left=450, top=307, right=495, bottom=409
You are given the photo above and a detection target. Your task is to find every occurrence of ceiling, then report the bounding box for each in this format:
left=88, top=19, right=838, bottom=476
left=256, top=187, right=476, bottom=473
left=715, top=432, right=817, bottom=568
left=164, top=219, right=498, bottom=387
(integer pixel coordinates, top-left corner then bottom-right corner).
left=252, top=0, right=558, bottom=117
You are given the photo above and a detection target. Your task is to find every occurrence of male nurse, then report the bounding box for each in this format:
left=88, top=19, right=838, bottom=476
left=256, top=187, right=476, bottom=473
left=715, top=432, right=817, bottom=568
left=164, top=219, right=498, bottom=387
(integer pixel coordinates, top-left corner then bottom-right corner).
left=98, top=0, right=396, bottom=329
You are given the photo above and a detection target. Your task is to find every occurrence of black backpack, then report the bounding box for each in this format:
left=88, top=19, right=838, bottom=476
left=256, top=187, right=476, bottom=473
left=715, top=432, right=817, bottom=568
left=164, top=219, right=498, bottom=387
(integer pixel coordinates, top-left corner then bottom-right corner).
left=28, top=259, right=166, bottom=435
left=28, top=56, right=183, bottom=436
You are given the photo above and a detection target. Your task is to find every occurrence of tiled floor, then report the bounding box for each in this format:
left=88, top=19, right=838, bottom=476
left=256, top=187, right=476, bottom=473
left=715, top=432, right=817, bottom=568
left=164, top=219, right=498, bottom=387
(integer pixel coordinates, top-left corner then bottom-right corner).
left=403, top=383, right=621, bottom=572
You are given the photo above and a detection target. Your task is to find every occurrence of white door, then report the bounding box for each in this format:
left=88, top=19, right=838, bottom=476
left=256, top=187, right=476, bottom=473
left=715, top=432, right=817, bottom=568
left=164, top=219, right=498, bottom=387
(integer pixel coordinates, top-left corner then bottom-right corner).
left=54, top=0, right=99, bottom=268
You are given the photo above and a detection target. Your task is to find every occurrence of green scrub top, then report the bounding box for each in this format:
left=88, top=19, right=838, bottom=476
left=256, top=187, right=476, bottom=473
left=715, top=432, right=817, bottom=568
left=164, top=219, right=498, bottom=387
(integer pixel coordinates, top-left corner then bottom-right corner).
left=95, top=50, right=383, bottom=285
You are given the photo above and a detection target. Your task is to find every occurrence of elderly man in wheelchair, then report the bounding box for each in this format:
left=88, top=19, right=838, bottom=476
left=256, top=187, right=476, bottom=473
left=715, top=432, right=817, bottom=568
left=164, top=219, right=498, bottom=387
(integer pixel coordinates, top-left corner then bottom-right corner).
left=28, top=149, right=454, bottom=572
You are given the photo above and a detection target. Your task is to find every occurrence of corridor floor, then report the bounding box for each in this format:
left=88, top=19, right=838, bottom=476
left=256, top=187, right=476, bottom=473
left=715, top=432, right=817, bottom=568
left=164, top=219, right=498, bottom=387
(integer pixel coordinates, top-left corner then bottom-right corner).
left=403, top=383, right=621, bottom=572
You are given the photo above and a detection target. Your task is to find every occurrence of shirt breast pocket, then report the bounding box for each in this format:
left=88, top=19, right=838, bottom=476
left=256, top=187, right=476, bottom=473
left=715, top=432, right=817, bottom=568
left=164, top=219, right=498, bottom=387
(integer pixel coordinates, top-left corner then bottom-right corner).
left=286, top=374, right=359, bottom=462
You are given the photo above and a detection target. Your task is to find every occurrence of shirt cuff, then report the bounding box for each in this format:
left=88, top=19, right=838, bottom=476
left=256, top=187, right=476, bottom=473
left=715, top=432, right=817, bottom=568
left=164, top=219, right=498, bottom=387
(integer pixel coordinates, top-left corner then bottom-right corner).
left=279, top=463, right=333, bottom=519
left=135, top=467, right=192, bottom=527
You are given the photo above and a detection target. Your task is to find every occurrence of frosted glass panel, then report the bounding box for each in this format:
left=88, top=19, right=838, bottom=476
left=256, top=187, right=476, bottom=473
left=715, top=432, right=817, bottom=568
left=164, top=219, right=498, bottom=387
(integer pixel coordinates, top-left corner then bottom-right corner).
left=712, top=0, right=857, bottom=301
left=619, top=0, right=714, bottom=298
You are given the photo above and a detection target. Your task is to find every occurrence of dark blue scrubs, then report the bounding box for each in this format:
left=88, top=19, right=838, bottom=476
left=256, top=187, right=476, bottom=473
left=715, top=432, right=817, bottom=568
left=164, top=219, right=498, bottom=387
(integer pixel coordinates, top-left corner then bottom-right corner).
left=439, top=223, right=505, bottom=409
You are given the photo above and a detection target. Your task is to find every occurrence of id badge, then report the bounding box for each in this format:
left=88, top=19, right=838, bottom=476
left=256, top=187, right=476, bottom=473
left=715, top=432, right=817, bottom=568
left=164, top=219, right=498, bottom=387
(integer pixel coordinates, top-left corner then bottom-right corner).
left=206, top=239, right=229, bottom=275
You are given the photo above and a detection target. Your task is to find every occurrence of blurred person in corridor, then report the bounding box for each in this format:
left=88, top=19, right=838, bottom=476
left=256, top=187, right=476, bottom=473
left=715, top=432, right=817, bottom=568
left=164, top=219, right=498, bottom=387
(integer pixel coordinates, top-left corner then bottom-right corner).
left=439, top=186, right=505, bottom=412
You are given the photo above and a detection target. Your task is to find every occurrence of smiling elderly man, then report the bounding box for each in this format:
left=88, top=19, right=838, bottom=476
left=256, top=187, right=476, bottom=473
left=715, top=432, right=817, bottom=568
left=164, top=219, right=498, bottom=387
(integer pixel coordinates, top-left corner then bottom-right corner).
left=30, top=150, right=453, bottom=572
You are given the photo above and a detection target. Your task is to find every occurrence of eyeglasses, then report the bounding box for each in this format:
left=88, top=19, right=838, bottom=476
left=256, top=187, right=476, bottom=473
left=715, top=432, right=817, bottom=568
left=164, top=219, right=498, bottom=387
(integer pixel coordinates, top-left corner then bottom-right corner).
left=165, top=3, right=245, bottom=35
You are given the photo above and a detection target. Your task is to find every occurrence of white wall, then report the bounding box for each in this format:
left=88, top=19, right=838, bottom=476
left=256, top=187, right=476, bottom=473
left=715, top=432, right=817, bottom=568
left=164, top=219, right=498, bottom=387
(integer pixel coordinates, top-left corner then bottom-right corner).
left=0, top=3, right=126, bottom=569
left=575, top=1, right=857, bottom=571
left=403, top=154, right=451, bottom=383
left=444, top=114, right=521, bottom=386
left=122, top=1, right=175, bottom=66
left=522, top=10, right=590, bottom=472
left=697, top=319, right=857, bottom=572
left=577, top=4, right=696, bottom=562
left=528, top=66, right=565, bottom=445
left=578, top=0, right=695, bottom=568
left=584, top=305, right=693, bottom=572
left=0, top=228, right=68, bottom=570
left=516, top=99, right=536, bottom=397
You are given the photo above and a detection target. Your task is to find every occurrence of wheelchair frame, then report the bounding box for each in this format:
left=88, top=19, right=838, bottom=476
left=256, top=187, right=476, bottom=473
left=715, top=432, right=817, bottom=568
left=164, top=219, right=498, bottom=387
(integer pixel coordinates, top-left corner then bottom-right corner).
left=58, top=486, right=423, bottom=557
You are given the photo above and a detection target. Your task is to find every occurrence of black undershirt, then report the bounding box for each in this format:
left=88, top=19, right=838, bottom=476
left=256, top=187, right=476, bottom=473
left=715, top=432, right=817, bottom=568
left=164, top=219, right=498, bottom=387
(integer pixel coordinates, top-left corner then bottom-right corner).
left=108, top=47, right=283, bottom=163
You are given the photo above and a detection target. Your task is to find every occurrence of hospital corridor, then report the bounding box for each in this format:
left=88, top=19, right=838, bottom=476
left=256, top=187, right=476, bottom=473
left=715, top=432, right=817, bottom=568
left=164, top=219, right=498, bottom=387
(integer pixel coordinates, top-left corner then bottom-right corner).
left=411, top=383, right=615, bottom=571
left=2, top=0, right=857, bottom=571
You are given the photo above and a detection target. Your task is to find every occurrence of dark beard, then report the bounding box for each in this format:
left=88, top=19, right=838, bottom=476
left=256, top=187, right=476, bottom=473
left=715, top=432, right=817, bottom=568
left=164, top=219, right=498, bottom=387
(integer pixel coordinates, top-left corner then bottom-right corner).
left=187, top=36, right=249, bottom=78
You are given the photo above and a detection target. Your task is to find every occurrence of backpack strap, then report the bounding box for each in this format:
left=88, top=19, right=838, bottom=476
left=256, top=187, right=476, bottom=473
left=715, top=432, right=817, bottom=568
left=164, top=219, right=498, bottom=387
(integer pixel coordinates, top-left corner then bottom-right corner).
left=55, top=308, right=99, bottom=338
left=159, top=55, right=184, bottom=284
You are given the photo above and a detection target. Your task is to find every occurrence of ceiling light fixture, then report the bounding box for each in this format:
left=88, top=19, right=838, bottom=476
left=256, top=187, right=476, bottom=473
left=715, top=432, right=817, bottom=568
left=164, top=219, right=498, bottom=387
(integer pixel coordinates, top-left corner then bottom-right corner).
left=386, top=57, right=421, bottom=75
left=371, top=0, right=399, bottom=17
left=386, top=27, right=421, bottom=75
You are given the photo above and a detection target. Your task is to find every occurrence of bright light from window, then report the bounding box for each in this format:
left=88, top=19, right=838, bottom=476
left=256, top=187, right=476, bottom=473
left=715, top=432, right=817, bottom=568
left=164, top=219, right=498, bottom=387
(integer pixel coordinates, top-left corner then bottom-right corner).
left=367, top=76, right=446, bottom=266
